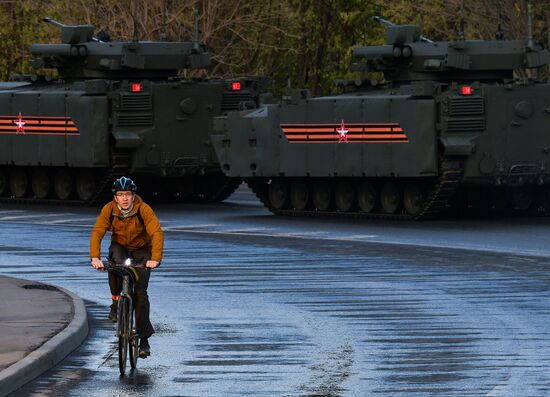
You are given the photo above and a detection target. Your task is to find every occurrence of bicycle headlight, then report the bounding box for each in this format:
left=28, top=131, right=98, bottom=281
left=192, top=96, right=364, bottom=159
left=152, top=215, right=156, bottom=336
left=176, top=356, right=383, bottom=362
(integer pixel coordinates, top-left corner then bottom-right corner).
left=124, top=258, right=132, bottom=266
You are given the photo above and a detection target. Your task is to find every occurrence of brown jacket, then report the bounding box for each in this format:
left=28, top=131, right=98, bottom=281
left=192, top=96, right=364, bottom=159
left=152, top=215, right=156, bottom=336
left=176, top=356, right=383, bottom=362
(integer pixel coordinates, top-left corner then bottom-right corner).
left=90, top=195, right=164, bottom=262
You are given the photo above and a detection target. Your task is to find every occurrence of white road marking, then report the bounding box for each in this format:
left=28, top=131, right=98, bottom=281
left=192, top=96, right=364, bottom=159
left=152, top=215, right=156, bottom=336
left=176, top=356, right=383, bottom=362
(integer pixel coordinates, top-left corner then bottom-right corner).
left=47, top=217, right=98, bottom=224
left=0, top=210, right=26, bottom=215
left=221, top=227, right=273, bottom=233
left=162, top=224, right=220, bottom=231
left=0, top=213, right=76, bottom=221
left=333, top=234, right=377, bottom=240
left=174, top=229, right=365, bottom=243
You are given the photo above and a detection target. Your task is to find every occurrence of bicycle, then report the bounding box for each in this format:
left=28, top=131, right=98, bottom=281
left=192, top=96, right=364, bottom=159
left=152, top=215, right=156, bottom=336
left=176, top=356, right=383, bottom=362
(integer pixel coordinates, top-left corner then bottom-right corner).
left=101, top=258, right=142, bottom=375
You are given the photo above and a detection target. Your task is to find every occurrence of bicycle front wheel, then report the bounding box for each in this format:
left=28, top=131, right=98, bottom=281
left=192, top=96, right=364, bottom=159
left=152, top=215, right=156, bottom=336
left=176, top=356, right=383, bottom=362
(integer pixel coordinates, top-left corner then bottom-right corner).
left=129, top=307, right=139, bottom=369
left=118, top=297, right=130, bottom=375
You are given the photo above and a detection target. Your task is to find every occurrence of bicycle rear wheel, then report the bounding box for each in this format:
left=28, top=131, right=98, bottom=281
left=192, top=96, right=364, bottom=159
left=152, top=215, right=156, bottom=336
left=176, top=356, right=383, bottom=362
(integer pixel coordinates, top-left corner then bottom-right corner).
left=129, top=308, right=139, bottom=369
left=118, top=297, right=130, bottom=375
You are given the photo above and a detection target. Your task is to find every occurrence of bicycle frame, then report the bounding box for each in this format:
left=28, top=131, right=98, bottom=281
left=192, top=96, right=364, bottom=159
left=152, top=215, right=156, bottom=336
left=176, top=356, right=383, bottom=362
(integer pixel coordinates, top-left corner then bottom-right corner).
left=116, top=270, right=134, bottom=339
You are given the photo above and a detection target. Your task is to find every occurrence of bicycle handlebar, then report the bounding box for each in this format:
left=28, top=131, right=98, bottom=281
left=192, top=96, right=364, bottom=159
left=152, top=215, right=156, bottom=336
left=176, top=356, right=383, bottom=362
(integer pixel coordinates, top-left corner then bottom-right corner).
left=93, top=259, right=142, bottom=272
left=103, top=260, right=146, bottom=270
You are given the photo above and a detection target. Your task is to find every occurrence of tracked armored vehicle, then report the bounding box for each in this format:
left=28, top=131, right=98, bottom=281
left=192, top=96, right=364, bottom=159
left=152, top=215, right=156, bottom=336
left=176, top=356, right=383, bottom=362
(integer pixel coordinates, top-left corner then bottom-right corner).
left=212, top=17, right=550, bottom=220
left=0, top=18, right=264, bottom=205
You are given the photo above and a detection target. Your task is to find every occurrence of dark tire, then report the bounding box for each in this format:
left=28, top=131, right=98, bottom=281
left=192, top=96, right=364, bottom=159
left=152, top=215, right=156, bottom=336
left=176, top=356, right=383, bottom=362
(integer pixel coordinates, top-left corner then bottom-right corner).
left=268, top=179, right=289, bottom=210
left=290, top=180, right=310, bottom=210
left=210, top=178, right=241, bottom=202
left=0, top=168, right=8, bottom=196
left=357, top=181, right=377, bottom=213
left=10, top=168, right=29, bottom=198
left=54, top=169, right=73, bottom=200
left=491, top=187, right=511, bottom=212
left=512, top=186, right=533, bottom=211
left=76, top=171, right=96, bottom=202
left=128, top=308, right=139, bottom=370
left=118, top=298, right=129, bottom=375
left=380, top=181, right=401, bottom=214
left=194, top=175, right=241, bottom=203
left=535, top=185, right=550, bottom=213
left=334, top=181, right=355, bottom=212
left=312, top=180, right=332, bottom=211
left=31, top=169, right=51, bottom=199
left=403, top=182, right=426, bottom=216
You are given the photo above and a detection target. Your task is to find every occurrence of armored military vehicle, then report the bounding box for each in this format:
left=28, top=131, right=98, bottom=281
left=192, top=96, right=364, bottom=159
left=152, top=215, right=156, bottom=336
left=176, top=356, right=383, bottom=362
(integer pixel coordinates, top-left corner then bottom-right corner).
left=212, top=16, right=550, bottom=219
left=0, top=18, right=264, bottom=204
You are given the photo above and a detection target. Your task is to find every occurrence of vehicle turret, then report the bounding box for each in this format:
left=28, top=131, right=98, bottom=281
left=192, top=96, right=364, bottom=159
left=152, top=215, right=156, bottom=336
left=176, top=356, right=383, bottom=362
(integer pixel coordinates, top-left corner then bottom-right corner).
left=351, top=16, right=550, bottom=82
left=29, top=17, right=211, bottom=79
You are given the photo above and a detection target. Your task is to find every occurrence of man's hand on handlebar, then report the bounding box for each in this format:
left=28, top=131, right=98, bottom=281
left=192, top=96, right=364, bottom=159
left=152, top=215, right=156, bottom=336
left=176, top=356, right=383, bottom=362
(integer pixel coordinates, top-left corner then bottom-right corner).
left=91, top=257, right=104, bottom=270
left=146, top=260, right=159, bottom=269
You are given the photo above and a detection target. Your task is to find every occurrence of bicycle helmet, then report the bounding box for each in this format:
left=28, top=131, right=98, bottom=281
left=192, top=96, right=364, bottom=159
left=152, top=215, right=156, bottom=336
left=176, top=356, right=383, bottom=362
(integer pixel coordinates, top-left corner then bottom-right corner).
left=111, top=176, right=137, bottom=193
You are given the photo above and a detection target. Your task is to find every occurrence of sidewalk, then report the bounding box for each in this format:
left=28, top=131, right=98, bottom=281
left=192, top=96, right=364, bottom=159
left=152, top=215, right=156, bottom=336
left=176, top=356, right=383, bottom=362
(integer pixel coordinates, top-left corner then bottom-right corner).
left=0, top=276, right=88, bottom=397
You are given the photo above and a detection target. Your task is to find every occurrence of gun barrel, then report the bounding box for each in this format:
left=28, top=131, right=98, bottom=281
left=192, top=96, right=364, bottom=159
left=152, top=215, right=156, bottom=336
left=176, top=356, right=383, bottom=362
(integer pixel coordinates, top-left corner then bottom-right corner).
left=30, top=44, right=72, bottom=56
left=373, top=16, right=395, bottom=28
left=43, top=17, right=66, bottom=28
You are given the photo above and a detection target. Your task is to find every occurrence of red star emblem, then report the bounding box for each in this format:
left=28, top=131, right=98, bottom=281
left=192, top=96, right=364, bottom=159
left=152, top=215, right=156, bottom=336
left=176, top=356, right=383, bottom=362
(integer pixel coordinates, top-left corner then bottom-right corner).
left=336, top=119, right=348, bottom=143
left=13, top=112, right=26, bottom=134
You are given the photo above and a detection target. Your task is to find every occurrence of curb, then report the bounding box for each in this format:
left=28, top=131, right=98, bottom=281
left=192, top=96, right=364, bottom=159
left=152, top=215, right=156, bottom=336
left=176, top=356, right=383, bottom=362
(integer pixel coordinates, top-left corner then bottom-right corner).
left=0, top=281, right=89, bottom=397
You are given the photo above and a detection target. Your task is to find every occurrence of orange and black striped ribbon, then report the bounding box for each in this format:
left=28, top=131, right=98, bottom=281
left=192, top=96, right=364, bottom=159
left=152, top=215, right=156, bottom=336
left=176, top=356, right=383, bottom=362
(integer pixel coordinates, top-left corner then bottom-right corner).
left=281, top=123, right=408, bottom=143
left=0, top=115, right=79, bottom=136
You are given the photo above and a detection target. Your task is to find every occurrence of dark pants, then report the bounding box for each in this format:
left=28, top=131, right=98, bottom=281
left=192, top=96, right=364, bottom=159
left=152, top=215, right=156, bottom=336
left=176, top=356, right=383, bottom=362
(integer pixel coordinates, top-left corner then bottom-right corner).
left=108, top=241, right=155, bottom=338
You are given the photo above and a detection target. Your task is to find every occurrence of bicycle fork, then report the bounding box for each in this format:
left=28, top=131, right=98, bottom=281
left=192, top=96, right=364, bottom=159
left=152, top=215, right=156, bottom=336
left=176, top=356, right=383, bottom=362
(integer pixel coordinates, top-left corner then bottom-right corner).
left=116, top=275, right=134, bottom=338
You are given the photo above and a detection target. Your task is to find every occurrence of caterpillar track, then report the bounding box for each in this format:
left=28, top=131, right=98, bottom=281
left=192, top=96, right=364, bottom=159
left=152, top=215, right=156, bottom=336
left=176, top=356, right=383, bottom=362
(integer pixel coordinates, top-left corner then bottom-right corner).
left=247, top=159, right=463, bottom=221
left=244, top=159, right=550, bottom=220
left=0, top=150, right=129, bottom=207
left=0, top=150, right=240, bottom=206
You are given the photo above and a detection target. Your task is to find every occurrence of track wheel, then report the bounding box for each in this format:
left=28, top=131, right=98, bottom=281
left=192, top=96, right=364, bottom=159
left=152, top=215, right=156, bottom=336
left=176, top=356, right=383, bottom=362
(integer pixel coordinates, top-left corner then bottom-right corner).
left=76, top=171, right=96, bottom=201
left=268, top=179, right=289, bottom=210
left=403, top=182, right=426, bottom=216
left=9, top=168, right=29, bottom=198
left=491, top=187, right=511, bottom=212
left=290, top=180, right=310, bottom=210
left=380, top=181, right=401, bottom=214
left=54, top=169, right=74, bottom=200
left=31, top=169, right=51, bottom=199
left=512, top=186, right=533, bottom=211
left=335, top=181, right=355, bottom=212
left=357, top=181, right=377, bottom=213
left=312, top=180, right=332, bottom=211
left=0, top=168, right=7, bottom=196
left=535, top=186, right=550, bottom=213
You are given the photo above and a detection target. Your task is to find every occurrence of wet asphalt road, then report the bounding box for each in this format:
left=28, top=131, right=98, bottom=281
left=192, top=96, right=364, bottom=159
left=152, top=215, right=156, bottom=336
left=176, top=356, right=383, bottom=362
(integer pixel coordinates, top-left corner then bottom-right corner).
left=1, top=186, right=550, bottom=396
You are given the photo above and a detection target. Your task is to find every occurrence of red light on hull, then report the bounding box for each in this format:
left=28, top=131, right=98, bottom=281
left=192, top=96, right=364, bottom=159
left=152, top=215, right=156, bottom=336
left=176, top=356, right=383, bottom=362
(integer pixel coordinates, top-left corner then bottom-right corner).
left=131, top=83, right=142, bottom=93
left=461, top=85, right=473, bottom=95
left=231, top=82, right=241, bottom=91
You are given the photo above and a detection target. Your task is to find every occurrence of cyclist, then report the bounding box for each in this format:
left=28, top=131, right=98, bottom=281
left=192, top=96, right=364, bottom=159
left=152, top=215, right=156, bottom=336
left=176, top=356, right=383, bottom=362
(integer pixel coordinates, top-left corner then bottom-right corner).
left=90, top=176, right=164, bottom=358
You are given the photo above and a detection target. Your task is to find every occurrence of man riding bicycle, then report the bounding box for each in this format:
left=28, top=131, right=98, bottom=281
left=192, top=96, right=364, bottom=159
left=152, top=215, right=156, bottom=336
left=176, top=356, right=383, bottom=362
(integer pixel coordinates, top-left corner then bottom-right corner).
left=90, top=176, right=164, bottom=358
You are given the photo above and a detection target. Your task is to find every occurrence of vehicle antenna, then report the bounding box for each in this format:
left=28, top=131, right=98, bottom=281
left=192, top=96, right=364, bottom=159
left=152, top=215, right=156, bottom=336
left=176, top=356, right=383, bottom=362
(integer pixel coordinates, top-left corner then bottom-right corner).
left=194, top=5, right=200, bottom=44
left=192, top=3, right=202, bottom=52
left=159, top=0, right=168, bottom=41
left=131, top=0, right=139, bottom=43
left=459, top=0, right=465, bottom=40
left=495, top=1, right=504, bottom=40
left=527, top=2, right=534, bottom=49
